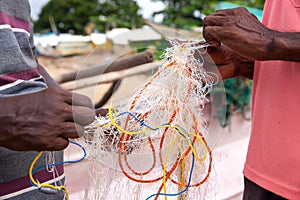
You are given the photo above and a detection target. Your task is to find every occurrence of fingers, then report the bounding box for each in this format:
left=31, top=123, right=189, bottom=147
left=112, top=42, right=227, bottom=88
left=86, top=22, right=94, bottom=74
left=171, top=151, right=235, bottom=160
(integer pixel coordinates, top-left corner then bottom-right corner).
left=72, top=106, right=95, bottom=125
left=43, top=122, right=85, bottom=151
left=50, top=137, right=69, bottom=151
left=203, top=26, right=222, bottom=46
left=203, top=13, right=222, bottom=46
left=203, top=7, right=251, bottom=46
left=95, top=108, right=108, bottom=117
left=204, top=15, right=225, bottom=26
left=71, top=92, right=93, bottom=108
left=62, top=90, right=93, bottom=109
left=62, top=105, right=95, bottom=125
left=215, top=7, right=250, bottom=16
left=58, top=90, right=95, bottom=125
left=59, top=122, right=85, bottom=138
left=43, top=138, right=70, bottom=151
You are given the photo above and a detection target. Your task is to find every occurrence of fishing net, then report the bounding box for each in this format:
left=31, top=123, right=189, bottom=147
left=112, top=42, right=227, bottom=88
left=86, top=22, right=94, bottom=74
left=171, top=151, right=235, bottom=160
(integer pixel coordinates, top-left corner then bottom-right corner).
left=79, top=39, right=225, bottom=200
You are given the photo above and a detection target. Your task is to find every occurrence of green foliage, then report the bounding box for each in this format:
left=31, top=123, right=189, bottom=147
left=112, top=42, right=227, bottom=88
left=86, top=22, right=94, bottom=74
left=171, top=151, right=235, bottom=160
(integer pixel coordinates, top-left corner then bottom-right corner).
left=151, top=0, right=265, bottom=28
left=152, top=0, right=215, bottom=29
left=34, top=0, right=99, bottom=34
left=130, top=40, right=169, bottom=60
left=33, top=0, right=143, bottom=34
left=222, top=78, right=252, bottom=126
left=90, top=0, right=143, bottom=33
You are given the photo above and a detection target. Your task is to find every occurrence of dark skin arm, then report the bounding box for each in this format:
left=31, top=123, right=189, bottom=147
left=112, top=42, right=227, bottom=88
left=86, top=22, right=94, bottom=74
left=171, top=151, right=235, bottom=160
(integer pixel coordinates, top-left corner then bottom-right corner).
left=203, top=44, right=255, bottom=80
left=203, top=7, right=300, bottom=80
left=0, top=87, right=95, bottom=151
left=0, top=63, right=96, bottom=151
left=38, top=63, right=106, bottom=116
left=37, top=63, right=63, bottom=88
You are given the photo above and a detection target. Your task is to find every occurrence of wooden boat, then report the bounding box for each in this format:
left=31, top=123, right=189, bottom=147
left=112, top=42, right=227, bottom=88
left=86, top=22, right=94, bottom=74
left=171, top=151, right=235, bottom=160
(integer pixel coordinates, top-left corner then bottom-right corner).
left=34, top=33, right=106, bottom=57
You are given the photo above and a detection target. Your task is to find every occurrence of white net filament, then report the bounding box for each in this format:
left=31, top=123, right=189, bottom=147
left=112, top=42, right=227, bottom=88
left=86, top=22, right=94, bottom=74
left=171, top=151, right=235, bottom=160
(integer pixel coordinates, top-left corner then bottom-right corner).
left=79, top=39, right=218, bottom=200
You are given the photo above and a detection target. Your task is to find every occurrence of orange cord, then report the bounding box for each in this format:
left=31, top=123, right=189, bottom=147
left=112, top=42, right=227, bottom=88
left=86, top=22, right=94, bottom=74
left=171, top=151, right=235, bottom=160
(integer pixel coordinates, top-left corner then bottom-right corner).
left=115, top=60, right=212, bottom=198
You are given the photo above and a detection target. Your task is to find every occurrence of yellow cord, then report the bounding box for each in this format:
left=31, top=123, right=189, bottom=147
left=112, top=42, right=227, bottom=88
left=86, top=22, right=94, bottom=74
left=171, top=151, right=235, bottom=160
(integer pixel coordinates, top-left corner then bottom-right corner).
left=107, top=106, right=208, bottom=163
left=27, top=106, right=208, bottom=200
left=106, top=106, right=151, bottom=135
left=105, top=106, right=209, bottom=199
left=162, top=130, right=207, bottom=197
left=163, top=134, right=181, bottom=200
left=29, top=151, right=69, bottom=200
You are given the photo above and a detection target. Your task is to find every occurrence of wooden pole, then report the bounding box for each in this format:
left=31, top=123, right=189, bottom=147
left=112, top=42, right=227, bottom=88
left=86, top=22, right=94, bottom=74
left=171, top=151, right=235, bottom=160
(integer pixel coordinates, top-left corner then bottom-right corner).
left=54, top=51, right=154, bottom=84
left=61, top=61, right=162, bottom=91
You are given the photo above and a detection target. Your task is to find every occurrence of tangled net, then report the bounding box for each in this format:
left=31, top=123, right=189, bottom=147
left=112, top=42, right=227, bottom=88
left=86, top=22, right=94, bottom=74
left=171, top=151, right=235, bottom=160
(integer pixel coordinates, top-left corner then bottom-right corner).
left=80, top=39, right=219, bottom=200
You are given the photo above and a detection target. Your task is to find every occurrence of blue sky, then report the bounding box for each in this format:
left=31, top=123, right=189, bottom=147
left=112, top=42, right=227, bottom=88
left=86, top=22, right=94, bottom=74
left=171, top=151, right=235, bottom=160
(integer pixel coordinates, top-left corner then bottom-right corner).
left=29, top=0, right=165, bottom=22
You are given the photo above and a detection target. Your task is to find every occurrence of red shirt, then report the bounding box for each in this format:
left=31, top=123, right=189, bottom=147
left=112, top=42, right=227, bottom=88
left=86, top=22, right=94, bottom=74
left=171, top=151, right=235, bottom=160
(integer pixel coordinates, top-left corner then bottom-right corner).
left=244, top=0, right=300, bottom=199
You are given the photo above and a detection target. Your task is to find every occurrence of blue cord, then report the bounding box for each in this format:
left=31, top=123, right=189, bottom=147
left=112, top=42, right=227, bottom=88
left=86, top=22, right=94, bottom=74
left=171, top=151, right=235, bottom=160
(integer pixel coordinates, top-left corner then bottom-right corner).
left=104, top=111, right=159, bottom=131
left=30, top=140, right=86, bottom=186
left=145, top=149, right=195, bottom=200
left=106, top=111, right=196, bottom=199
left=30, top=110, right=195, bottom=198
left=118, top=111, right=159, bottom=131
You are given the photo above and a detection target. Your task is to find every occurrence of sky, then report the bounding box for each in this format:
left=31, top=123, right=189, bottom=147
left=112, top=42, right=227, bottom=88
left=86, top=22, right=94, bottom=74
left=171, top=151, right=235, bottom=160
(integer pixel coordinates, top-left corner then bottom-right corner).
left=28, top=0, right=165, bottom=22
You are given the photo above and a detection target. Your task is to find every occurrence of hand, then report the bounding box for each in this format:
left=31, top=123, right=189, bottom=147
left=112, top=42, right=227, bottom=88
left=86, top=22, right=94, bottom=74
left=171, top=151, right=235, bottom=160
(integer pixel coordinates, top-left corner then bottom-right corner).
left=203, top=7, right=275, bottom=60
left=203, top=44, right=236, bottom=80
left=95, top=108, right=108, bottom=117
left=0, top=88, right=95, bottom=151
left=168, top=39, right=238, bottom=79
left=203, top=44, right=254, bottom=80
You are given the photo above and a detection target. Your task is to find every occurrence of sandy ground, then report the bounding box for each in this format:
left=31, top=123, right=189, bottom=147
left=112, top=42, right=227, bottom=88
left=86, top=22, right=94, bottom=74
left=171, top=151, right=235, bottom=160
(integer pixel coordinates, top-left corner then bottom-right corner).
left=38, top=48, right=115, bottom=76
left=38, top=50, right=251, bottom=200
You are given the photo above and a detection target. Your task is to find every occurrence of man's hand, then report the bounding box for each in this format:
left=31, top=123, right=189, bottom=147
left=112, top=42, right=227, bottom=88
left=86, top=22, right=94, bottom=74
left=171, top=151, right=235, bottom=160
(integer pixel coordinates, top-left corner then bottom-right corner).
left=203, top=44, right=236, bottom=80
left=95, top=108, right=108, bottom=117
left=203, top=44, right=254, bottom=80
left=0, top=88, right=95, bottom=151
left=203, top=7, right=275, bottom=61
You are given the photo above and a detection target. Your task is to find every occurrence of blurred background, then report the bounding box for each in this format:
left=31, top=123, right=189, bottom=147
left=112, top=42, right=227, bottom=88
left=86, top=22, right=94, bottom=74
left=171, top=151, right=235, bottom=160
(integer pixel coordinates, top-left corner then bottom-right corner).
left=29, top=0, right=264, bottom=124
left=28, top=0, right=265, bottom=199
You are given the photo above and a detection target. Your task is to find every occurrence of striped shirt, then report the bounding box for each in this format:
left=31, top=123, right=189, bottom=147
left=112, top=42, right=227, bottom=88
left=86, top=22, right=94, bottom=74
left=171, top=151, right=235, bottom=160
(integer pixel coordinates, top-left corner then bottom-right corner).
left=0, top=0, right=47, bottom=96
left=0, top=1, right=64, bottom=199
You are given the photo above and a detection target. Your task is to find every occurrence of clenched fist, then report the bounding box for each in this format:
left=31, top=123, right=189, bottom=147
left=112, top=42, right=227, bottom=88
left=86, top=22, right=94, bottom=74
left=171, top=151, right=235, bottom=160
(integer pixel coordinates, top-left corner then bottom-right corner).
left=0, top=87, right=95, bottom=151
left=203, top=7, right=275, bottom=60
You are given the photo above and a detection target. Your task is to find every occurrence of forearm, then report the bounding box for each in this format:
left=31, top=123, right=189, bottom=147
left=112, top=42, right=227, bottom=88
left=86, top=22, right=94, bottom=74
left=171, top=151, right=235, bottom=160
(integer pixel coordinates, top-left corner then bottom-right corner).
left=231, top=32, right=300, bottom=79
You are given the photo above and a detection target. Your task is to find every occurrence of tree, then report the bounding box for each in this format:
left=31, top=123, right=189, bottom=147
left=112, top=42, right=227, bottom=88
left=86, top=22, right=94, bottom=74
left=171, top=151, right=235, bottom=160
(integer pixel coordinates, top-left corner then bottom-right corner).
left=33, top=0, right=143, bottom=34
left=152, top=0, right=213, bottom=29
left=34, top=0, right=100, bottom=34
left=151, top=0, right=265, bottom=29
left=90, top=0, right=143, bottom=33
